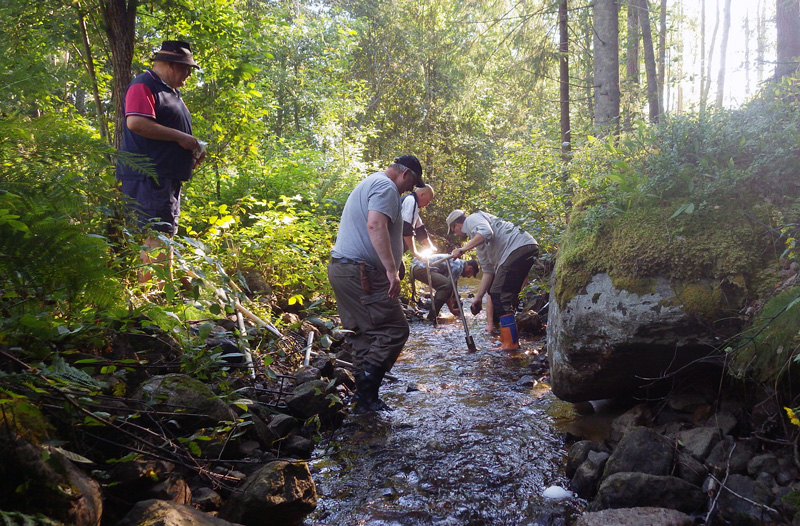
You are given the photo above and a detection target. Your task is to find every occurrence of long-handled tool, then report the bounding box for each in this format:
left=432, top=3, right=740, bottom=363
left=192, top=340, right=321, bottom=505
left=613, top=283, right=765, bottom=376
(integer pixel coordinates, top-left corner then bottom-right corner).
left=425, top=254, right=437, bottom=327
left=446, top=258, right=478, bottom=352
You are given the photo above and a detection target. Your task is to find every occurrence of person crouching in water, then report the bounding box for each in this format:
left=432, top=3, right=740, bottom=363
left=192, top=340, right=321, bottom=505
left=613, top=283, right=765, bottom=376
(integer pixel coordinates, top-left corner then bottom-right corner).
left=411, top=254, right=479, bottom=322
left=446, top=210, right=538, bottom=350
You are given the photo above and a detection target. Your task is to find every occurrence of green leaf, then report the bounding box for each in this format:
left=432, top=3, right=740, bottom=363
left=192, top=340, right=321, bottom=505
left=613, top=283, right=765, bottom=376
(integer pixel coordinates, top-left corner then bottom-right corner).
left=188, top=442, right=202, bottom=456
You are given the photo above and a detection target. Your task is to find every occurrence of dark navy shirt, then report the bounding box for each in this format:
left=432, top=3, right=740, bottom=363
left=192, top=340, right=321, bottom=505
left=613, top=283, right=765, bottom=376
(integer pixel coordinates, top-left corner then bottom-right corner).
left=116, top=70, right=194, bottom=182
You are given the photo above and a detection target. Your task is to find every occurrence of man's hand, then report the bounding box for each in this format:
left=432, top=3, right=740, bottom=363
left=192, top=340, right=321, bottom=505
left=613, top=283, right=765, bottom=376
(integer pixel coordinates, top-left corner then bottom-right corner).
left=192, top=149, right=207, bottom=169
left=386, top=270, right=401, bottom=298
left=470, top=298, right=482, bottom=315
left=176, top=134, right=195, bottom=150
left=451, top=247, right=464, bottom=259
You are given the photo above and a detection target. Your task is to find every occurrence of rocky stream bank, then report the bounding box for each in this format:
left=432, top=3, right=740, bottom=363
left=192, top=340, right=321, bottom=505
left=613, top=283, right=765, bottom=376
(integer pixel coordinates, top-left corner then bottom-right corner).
left=2, top=288, right=800, bottom=526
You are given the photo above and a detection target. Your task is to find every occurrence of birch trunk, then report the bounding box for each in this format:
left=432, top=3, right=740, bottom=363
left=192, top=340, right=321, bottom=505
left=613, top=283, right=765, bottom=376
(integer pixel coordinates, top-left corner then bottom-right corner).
left=593, top=0, right=621, bottom=136
left=639, top=0, right=660, bottom=122
left=715, top=0, right=732, bottom=106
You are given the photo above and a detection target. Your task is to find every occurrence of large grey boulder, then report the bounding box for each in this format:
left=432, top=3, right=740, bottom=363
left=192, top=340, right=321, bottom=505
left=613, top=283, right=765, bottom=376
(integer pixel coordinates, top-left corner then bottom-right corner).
left=547, top=273, right=723, bottom=402
left=576, top=507, right=693, bottom=526
left=603, top=427, right=674, bottom=478
left=0, top=436, right=102, bottom=526
left=133, top=374, right=236, bottom=428
left=218, top=460, right=317, bottom=526
left=118, top=499, right=242, bottom=526
left=595, top=472, right=706, bottom=514
left=714, top=474, right=777, bottom=525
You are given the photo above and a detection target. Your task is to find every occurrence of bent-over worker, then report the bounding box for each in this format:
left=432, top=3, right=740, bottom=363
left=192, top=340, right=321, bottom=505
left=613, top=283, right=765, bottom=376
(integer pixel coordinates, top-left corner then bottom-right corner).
left=411, top=254, right=479, bottom=321
left=447, top=210, right=538, bottom=350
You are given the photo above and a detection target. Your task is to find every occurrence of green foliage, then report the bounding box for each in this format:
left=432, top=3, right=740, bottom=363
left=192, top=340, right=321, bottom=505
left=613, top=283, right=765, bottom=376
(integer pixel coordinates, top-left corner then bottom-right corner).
left=0, top=116, right=123, bottom=351
left=730, top=287, right=800, bottom=383
left=483, top=128, right=572, bottom=254
left=0, top=394, right=53, bottom=445
left=0, top=510, right=63, bottom=526
left=554, top=85, right=800, bottom=309
left=180, top=195, right=336, bottom=309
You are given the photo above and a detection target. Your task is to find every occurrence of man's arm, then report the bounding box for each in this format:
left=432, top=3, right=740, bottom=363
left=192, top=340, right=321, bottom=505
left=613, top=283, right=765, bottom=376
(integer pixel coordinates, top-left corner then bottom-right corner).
left=451, top=233, right=486, bottom=259
left=367, top=210, right=401, bottom=298
left=127, top=115, right=198, bottom=151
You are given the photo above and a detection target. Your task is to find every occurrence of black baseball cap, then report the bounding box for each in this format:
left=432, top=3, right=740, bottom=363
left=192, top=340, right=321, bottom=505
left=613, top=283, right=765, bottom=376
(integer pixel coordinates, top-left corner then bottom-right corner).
left=394, top=154, right=424, bottom=188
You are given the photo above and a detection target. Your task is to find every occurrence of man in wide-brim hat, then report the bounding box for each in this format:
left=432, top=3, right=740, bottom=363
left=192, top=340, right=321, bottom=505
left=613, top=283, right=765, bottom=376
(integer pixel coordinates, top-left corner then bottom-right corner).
left=116, top=40, right=206, bottom=285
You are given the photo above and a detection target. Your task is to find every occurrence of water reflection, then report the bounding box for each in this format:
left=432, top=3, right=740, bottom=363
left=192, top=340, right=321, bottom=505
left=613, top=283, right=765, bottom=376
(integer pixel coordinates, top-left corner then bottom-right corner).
left=308, top=295, right=583, bottom=526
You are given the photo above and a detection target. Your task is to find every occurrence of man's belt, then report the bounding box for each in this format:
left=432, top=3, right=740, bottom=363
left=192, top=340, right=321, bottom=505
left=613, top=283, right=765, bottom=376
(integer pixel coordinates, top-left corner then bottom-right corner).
left=331, top=256, right=365, bottom=266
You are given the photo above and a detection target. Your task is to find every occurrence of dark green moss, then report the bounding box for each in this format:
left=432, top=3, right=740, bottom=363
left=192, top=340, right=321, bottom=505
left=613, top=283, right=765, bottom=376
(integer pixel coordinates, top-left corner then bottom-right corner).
left=555, top=195, right=779, bottom=322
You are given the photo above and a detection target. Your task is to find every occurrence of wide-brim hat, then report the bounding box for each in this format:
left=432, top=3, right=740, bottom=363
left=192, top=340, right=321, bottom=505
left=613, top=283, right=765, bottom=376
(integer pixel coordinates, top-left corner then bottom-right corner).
left=152, top=40, right=199, bottom=68
left=446, top=209, right=466, bottom=235
left=393, top=154, right=425, bottom=188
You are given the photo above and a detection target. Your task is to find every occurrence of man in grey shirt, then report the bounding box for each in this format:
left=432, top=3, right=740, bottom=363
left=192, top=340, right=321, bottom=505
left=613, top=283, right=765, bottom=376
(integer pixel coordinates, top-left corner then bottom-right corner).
left=328, top=155, right=425, bottom=412
left=447, top=210, right=538, bottom=351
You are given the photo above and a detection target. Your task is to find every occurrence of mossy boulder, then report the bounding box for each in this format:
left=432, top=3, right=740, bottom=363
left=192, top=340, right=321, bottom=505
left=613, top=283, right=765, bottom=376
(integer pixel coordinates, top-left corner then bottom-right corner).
left=132, top=374, right=236, bottom=429
left=548, top=125, right=800, bottom=401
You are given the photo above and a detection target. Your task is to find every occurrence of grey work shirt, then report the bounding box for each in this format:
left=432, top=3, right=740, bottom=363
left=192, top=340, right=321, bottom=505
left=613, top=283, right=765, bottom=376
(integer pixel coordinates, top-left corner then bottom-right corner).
left=331, top=172, right=404, bottom=271
left=463, top=211, right=537, bottom=275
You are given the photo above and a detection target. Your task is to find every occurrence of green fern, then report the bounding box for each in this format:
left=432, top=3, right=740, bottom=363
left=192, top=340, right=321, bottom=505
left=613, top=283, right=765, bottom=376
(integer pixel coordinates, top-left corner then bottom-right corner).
left=0, top=510, right=63, bottom=526
left=0, top=114, right=125, bottom=351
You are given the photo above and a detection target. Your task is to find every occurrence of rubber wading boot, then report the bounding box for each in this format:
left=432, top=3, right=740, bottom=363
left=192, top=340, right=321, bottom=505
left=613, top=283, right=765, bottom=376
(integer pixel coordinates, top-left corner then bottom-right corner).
left=353, top=364, right=391, bottom=413
left=499, top=313, right=519, bottom=351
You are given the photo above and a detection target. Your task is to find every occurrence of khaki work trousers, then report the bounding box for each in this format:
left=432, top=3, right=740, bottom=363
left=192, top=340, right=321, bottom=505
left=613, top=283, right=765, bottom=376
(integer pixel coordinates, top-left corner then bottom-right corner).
left=327, top=261, right=409, bottom=372
left=411, top=265, right=454, bottom=316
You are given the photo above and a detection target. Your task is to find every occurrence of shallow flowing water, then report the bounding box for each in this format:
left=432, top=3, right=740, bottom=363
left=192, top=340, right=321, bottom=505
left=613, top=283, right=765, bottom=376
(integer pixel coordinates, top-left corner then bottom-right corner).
left=307, top=284, right=586, bottom=526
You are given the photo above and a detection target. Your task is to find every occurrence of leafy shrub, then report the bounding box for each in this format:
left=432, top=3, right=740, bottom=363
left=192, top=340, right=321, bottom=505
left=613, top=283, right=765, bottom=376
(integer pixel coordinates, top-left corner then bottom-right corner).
left=0, top=116, right=123, bottom=352
left=731, top=287, right=800, bottom=385
left=181, top=195, right=337, bottom=311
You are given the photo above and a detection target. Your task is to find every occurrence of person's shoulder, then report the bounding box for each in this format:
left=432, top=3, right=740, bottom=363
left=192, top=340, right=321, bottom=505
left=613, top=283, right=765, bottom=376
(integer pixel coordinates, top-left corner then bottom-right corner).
left=367, top=172, right=396, bottom=192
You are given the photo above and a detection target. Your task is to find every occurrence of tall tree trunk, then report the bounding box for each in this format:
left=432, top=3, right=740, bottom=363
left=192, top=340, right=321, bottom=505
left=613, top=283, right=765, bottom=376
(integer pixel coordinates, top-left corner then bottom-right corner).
left=715, top=0, right=732, bottom=106
left=559, top=0, right=571, bottom=166
left=745, top=8, right=751, bottom=97
left=657, top=0, right=667, bottom=114
left=677, top=0, right=684, bottom=113
left=700, top=0, right=706, bottom=113
left=623, top=0, right=639, bottom=131
left=776, top=0, right=800, bottom=79
left=757, top=0, right=766, bottom=84
left=593, top=0, right=620, bottom=136
left=700, top=0, right=720, bottom=114
left=639, top=0, right=659, bottom=122
left=77, top=7, right=109, bottom=142
left=585, top=15, right=595, bottom=122
left=101, top=0, right=138, bottom=148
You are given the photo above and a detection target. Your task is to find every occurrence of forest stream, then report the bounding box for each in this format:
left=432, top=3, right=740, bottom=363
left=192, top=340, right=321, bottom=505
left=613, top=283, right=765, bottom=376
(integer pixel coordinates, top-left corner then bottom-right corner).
left=306, top=281, right=589, bottom=526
